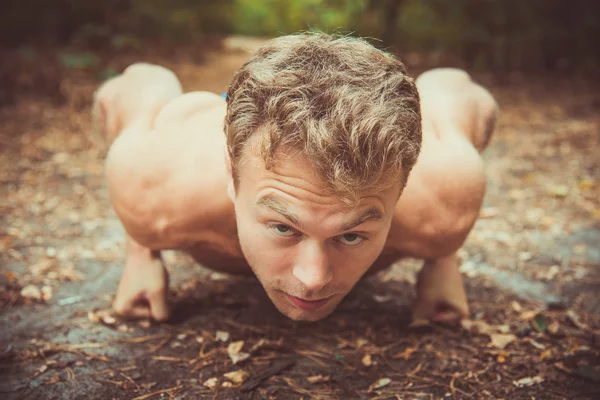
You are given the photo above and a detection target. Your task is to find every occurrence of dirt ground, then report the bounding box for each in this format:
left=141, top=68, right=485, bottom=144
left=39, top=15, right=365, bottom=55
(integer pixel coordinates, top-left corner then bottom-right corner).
left=1, top=36, right=599, bottom=400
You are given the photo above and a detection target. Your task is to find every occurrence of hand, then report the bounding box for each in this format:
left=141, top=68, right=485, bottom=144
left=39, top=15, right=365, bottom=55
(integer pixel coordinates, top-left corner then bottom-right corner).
left=113, top=249, right=170, bottom=321
left=412, top=253, right=469, bottom=326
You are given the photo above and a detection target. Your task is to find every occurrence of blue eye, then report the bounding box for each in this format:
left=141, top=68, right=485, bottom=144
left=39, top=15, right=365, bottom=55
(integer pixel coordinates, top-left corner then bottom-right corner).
left=339, top=233, right=363, bottom=246
left=271, top=224, right=296, bottom=237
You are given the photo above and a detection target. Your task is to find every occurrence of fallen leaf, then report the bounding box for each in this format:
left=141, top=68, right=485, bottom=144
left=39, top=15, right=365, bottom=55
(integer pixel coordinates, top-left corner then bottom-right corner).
left=216, top=331, right=230, bottom=342
left=540, top=349, right=553, bottom=360
left=518, top=310, right=539, bottom=320
left=307, top=375, right=330, bottom=384
left=490, top=334, right=516, bottom=349
left=40, top=286, right=53, bottom=301
left=496, top=352, right=508, bottom=363
left=221, top=381, right=233, bottom=388
left=547, top=319, right=560, bottom=335
left=88, top=309, right=117, bottom=326
left=526, top=339, right=546, bottom=350
left=368, top=377, right=391, bottom=392
left=512, top=376, right=544, bottom=387
left=20, top=285, right=42, bottom=300
left=362, top=354, right=373, bottom=367
left=533, top=314, right=547, bottom=332
left=229, top=352, right=250, bottom=365
left=227, top=340, right=244, bottom=355
left=461, top=319, right=494, bottom=335
left=223, top=370, right=249, bottom=384
left=203, top=377, right=218, bottom=389
left=511, top=301, right=522, bottom=312
left=355, top=338, right=368, bottom=348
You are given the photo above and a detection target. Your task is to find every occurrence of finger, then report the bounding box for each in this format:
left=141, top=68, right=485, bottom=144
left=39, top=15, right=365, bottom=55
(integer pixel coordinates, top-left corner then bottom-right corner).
left=431, top=300, right=469, bottom=325
left=148, top=290, right=170, bottom=322
left=411, top=298, right=436, bottom=326
left=113, top=298, right=152, bottom=320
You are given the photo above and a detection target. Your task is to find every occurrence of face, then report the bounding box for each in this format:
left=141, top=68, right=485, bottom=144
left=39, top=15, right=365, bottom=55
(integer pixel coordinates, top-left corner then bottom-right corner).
left=227, top=146, right=399, bottom=321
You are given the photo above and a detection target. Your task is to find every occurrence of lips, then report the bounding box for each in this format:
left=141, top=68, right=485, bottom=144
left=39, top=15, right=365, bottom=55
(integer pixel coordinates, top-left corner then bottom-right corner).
left=287, top=294, right=331, bottom=311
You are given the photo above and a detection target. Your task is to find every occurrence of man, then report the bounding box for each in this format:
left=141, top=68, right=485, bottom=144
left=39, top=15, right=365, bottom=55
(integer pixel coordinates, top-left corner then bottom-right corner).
left=95, top=33, right=497, bottom=325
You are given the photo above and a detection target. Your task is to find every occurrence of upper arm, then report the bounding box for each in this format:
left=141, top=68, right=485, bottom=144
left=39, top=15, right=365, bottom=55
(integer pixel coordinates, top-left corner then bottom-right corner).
left=391, top=139, right=486, bottom=259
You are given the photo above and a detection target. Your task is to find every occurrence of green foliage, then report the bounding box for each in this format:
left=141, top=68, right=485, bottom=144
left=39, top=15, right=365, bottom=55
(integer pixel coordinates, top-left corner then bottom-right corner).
left=232, top=0, right=367, bottom=36
left=58, top=52, right=99, bottom=69
left=1, top=0, right=597, bottom=74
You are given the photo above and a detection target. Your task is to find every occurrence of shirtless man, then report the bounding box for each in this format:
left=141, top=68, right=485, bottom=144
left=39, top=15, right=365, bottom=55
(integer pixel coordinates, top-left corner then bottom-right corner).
left=95, top=33, right=497, bottom=325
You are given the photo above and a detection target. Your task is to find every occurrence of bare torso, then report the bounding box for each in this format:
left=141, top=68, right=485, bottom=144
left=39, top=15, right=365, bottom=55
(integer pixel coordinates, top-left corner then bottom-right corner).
left=108, top=90, right=487, bottom=273
left=101, top=65, right=497, bottom=323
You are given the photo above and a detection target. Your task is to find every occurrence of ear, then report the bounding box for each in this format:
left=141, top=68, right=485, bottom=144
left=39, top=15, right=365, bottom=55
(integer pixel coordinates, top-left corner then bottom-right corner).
left=224, top=146, right=236, bottom=201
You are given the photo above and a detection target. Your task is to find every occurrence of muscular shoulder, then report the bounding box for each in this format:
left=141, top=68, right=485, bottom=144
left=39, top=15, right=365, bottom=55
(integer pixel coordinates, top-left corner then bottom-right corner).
left=389, top=137, right=485, bottom=258
left=105, top=116, right=229, bottom=249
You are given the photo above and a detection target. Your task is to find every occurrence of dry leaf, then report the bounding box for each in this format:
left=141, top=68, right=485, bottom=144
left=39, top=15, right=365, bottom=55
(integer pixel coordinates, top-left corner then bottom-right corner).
left=362, top=354, right=373, bottom=367
left=203, top=377, right=218, bottom=389
left=307, top=375, right=330, bottom=384
left=490, top=333, right=516, bottom=349
left=547, top=319, right=560, bottom=335
left=40, top=286, right=53, bottom=301
left=368, top=377, right=391, bottom=392
left=30, top=259, right=55, bottom=276
left=355, top=338, right=368, bottom=348
left=221, top=381, right=233, bottom=388
left=229, top=352, right=250, bottom=365
left=511, top=301, right=522, bottom=312
left=513, top=376, right=544, bottom=387
left=526, top=339, right=546, bottom=350
left=215, top=331, right=230, bottom=342
left=88, top=309, right=117, bottom=326
left=461, top=319, right=494, bottom=335
left=223, top=370, right=249, bottom=385
left=20, top=284, right=42, bottom=300
left=496, top=352, right=508, bottom=363
left=518, top=310, right=539, bottom=320
left=227, top=340, right=244, bottom=355
left=540, top=349, right=553, bottom=360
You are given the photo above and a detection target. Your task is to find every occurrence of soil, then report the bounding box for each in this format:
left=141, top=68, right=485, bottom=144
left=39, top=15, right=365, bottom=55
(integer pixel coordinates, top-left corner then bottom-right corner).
left=1, top=36, right=599, bottom=400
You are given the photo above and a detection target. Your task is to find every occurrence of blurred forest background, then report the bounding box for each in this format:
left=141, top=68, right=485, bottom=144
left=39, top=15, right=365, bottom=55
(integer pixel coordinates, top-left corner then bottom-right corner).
left=2, top=0, right=599, bottom=74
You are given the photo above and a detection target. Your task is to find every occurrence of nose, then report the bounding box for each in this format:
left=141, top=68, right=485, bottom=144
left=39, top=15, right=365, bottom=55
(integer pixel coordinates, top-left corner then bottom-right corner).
left=292, top=240, right=333, bottom=292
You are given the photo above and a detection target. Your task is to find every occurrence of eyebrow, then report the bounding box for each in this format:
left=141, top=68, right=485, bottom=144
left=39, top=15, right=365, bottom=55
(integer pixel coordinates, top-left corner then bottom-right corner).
left=256, top=195, right=383, bottom=232
left=256, top=195, right=301, bottom=227
left=340, top=208, right=383, bottom=231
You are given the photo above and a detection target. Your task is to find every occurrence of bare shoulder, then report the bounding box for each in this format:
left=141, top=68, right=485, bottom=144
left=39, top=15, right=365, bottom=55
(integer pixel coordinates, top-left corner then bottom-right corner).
left=105, top=96, right=229, bottom=249
left=388, top=134, right=485, bottom=258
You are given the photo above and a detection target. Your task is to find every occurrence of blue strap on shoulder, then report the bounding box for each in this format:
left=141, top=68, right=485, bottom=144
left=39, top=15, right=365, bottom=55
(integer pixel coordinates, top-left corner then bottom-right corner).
left=221, top=92, right=227, bottom=100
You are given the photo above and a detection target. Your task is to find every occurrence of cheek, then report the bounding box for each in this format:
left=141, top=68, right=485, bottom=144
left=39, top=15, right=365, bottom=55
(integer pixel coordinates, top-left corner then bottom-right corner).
left=235, top=212, right=291, bottom=273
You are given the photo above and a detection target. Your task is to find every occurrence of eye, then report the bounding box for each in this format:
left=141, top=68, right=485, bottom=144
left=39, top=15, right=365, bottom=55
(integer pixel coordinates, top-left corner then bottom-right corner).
left=338, top=233, right=363, bottom=246
left=270, top=224, right=296, bottom=237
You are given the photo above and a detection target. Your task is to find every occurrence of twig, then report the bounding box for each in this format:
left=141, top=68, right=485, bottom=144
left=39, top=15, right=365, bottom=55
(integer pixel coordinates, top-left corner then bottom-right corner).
left=131, top=384, right=184, bottom=400
left=240, top=358, right=296, bottom=392
left=111, top=334, right=170, bottom=344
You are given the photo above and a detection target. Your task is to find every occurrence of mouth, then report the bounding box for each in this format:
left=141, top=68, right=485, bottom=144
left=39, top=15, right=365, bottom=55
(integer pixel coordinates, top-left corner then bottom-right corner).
left=286, top=293, right=332, bottom=311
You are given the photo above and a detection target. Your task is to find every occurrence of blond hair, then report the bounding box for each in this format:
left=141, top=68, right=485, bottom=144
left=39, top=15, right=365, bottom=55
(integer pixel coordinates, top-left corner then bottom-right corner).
left=225, top=32, right=422, bottom=203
